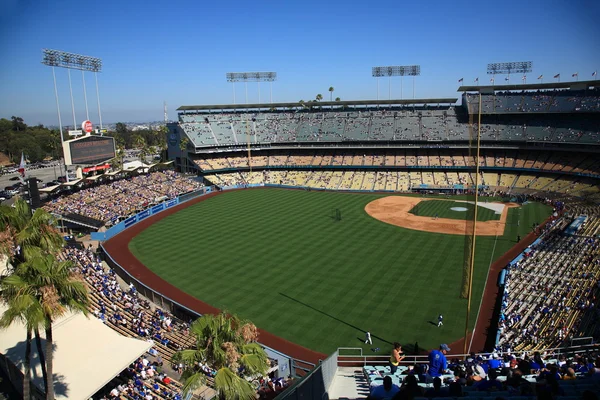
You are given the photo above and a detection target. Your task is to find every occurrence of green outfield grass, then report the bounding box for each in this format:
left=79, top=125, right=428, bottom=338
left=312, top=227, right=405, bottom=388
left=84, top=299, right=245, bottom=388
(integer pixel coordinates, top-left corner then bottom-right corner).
left=409, top=200, right=501, bottom=222
left=129, top=189, right=552, bottom=355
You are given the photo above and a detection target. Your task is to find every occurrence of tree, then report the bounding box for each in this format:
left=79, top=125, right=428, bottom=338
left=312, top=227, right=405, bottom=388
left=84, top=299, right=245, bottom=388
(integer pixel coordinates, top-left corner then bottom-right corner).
left=139, top=145, right=149, bottom=164
left=1, top=253, right=90, bottom=400
left=316, top=94, right=323, bottom=102
left=179, top=137, right=190, bottom=173
left=173, top=312, right=269, bottom=400
left=0, top=199, right=64, bottom=269
left=335, top=97, right=341, bottom=102
left=11, top=116, right=26, bottom=132
left=328, top=86, right=334, bottom=102
left=115, top=122, right=128, bottom=135
left=0, top=199, right=89, bottom=399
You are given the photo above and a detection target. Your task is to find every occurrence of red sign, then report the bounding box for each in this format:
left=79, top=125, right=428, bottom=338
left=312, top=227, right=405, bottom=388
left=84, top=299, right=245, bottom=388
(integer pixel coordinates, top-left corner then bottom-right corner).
left=82, top=163, right=111, bottom=173
left=81, top=120, right=93, bottom=133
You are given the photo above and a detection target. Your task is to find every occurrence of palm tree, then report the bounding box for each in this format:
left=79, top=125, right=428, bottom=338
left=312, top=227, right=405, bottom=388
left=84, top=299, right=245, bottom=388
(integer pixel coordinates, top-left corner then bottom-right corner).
left=0, top=288, right=43, bottom=399
left=179, top=137, right=190, bottom=173
left=335, top=97, right=341, bottom=102
left=0, top=199, right=64, bottom=269
left=139, top=145, right=149, bottom=164
left=328, top=86, right=334, bottom=102
left=316, top=94, right=323, bottom=102
left=0, top=199, right=89, bottom=399
left=173, top=312, right=269, bottom=399
left=1, top=253, right=89, bottom=400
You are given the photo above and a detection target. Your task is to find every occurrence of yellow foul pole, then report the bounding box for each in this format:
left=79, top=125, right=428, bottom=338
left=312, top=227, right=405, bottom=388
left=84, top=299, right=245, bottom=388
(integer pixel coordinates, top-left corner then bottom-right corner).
left=463, top=92, right=482, bottom=356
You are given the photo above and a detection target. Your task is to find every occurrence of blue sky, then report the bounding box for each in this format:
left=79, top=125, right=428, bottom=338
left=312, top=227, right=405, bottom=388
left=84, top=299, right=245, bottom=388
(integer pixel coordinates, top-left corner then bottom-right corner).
left=0, top=0, right=598, bottom=125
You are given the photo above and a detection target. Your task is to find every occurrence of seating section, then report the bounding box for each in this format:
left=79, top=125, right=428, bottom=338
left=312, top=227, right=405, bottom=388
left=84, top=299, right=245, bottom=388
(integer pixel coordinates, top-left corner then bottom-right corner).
left=179, top=106, right=600, bottom=147
left=498, top=215, right=600, bottom=351
left=464, top=88, right=600, bottom=114
left=43, top=171, right=203, bottom=225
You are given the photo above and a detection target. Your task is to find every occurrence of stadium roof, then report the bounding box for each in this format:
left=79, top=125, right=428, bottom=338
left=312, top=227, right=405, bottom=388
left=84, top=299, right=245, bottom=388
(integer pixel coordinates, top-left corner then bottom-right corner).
left=458, top=79, right=598, bottom=92
left=0, top=304, right=151, bottom=400
left=177, top=98, right=458, bottom=111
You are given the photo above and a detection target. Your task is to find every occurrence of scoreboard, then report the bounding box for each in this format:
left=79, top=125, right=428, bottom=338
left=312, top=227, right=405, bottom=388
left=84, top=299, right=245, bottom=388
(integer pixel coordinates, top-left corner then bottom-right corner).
left=63, top=135, right=116, bottom=166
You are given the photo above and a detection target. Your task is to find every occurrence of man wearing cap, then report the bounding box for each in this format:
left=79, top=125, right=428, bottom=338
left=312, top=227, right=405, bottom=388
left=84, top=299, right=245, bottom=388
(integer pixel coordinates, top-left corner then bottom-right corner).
left=428, top=344, right=450, bottom=379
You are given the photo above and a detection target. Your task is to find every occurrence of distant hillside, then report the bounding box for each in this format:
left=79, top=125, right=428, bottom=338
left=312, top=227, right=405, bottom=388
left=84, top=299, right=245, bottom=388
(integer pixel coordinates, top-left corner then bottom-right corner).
left=0, top=152, right=12, bottom=167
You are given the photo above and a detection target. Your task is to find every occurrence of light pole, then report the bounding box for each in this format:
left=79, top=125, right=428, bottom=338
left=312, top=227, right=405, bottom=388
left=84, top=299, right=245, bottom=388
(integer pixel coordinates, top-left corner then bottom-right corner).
left=226, top=72, right=277, bottom=104
left=42, top=49, right=103, bottom=180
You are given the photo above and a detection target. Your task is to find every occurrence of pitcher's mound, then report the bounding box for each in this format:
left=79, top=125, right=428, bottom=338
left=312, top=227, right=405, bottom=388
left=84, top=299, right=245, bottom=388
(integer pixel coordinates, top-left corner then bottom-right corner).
left=365, top=196, right=517, bottom=236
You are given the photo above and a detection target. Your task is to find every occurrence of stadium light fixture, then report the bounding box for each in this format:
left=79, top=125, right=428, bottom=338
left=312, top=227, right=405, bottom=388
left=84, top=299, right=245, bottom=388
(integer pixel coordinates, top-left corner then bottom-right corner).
left=486, top=61, right=532, bottom=85
left=372, top=65, right=421, bottom=100
left=42, top=49, right=104, bottom=183
left=226, top=72, right=278, bottom=104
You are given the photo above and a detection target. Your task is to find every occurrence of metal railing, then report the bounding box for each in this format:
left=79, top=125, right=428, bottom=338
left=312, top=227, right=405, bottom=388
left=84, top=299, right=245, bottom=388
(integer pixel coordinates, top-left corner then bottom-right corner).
left=336, top=342, right=600, bottom=367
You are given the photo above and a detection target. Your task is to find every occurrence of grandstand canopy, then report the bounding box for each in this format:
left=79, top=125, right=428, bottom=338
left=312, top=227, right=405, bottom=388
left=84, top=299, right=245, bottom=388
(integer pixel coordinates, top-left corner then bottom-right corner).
left=0, top=305, right=151, bottom=400
left=458, top=79, right=597, bottom=92
left=177, top=98, right=458, bottom=112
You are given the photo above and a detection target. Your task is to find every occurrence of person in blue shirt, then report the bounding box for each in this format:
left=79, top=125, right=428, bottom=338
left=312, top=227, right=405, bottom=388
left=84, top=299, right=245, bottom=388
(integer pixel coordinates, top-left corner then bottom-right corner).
left=487, top=354, right=502, bottom=370
left=428, top=344, right=450, bottom=378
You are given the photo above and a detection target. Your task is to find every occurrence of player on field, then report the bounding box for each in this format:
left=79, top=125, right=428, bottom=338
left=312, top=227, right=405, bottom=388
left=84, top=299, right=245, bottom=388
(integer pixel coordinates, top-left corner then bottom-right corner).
left=438, top=314, right=443, bottom=327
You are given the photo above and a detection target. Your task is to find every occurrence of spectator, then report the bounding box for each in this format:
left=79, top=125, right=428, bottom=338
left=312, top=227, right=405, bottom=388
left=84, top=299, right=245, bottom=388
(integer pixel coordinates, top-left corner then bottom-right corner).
left=389, top=342, right=405, bottom=374
left=370, top=376, right=400, bottom=399
left=428, top=344, right=450, bottom=378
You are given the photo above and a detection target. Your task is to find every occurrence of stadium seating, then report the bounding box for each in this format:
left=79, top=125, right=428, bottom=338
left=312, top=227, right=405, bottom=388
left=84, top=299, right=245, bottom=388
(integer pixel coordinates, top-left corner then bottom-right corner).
left=179, top=103, right=600, bottom=148
left=43, top=171, right=203, bottom=225
left=464, top=88, right=600, bottom=114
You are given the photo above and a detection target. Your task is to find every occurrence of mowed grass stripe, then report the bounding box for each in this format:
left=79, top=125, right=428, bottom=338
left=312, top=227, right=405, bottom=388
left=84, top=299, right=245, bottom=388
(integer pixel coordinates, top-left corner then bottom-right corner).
left=129, top=190, right=552, bottom=355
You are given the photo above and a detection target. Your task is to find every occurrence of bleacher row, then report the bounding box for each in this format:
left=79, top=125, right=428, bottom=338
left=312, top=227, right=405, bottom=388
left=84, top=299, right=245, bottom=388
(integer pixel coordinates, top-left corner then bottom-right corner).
left=498, top=215, right=600, bottom=352
left=464, top=89, right=600, bottom=114
left=203, top=170, right=600, bottom=199
left=43, top=171, right=203, bottom=225
left=193, top=149, right=600, bottom=176
left=364, top=362, right=600, bottom=400
left=60, top=247, right=203, bottom=400
left=178, top=107, right=600, bottom=147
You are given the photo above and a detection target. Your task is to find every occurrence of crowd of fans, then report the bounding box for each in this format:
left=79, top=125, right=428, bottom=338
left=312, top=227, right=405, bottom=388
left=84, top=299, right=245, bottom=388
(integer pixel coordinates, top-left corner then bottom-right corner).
left=498, top=214, right=600, bottom=351
left=178, top=100, right=600, bottom=147
left=60, top=245, right=286, bottom=399
left=195, top=149, right=600, bottom=174
left=43, top=171, right=203, bottom=225
left=465, top=89, right=600, bottom=114
left=368, top=344, right=600, bottom=399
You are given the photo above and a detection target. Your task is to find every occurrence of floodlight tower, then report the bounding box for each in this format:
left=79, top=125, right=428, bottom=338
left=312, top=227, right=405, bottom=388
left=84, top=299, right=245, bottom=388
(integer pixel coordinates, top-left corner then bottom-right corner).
left=226, top=72, right=277, bottom=104
left=487, top=61, right=532, bottom=85
left=42, top=49, right=103, bottom=182
left=372, top=65, right=421, bottom=100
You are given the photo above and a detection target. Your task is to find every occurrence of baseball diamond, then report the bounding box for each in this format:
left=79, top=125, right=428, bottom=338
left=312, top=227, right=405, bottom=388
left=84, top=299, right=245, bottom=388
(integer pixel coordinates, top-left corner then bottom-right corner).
left=126, top=189, right=552, bottom=355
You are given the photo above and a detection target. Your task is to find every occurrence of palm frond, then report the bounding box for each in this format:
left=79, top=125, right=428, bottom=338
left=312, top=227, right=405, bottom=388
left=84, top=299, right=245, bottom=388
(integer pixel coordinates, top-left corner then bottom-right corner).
left=180, top=371, right=207, bottom=396
left=214, top=367, right=257, bottom=400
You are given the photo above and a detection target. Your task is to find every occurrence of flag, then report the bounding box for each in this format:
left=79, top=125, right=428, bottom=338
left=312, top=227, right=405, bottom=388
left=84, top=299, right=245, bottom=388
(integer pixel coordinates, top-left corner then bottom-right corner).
left=554, top=73, right=560, bottom=78
left=490, top=78, right=495, bottom=83
left=18, top=153, right=26, bottom=178
left=572, top=72, right=578, bottom=77
left=522, top=75, right=526, bottom=80
left=474, top=77, right=479, bottom=83
left=593, top=71, right=597, bottom=77
left=505, top=77, right=510, bottom=81
left=537, top=75, right=543, bottom=80
left=458, top=78, right=463, bottom=82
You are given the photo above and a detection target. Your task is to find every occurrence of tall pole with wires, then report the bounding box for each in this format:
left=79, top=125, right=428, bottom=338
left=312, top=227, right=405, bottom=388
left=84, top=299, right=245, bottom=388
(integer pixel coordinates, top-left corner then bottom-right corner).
left=372, top=65, right=420, bottom=101
left=226, top=72, right=277, bottom=105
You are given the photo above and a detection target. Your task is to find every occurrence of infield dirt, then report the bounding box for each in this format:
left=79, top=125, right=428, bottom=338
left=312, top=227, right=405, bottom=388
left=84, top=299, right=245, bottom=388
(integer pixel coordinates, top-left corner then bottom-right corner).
left=365, top=196, right=519, bottom=236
